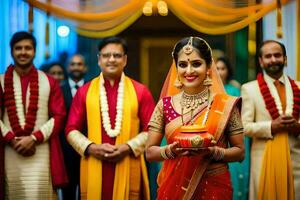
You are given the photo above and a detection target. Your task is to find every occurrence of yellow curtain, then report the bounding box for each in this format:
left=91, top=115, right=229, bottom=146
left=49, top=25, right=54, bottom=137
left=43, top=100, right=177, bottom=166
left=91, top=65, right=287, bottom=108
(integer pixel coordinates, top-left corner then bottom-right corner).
left=26, top=0, right=291, bottom=38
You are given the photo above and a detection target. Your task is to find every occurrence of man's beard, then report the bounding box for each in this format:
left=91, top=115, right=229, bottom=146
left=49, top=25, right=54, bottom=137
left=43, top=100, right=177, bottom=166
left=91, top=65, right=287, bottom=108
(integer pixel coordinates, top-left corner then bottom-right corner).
left=69, top=71, right=85, bottom=81
left=264, top=62, right=285, bottom=76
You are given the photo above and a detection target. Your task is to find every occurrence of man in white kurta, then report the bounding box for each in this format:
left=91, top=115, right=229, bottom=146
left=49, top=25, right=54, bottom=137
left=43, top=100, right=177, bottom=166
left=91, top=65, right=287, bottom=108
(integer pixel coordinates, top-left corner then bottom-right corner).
left=241, top=40, right=300, bottom=200
left=0, top=31, right=67, bottom=200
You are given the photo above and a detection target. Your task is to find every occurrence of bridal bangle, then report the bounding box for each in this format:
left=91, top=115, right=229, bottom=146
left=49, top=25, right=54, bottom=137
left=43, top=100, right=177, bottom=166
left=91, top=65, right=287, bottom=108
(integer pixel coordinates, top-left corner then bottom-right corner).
left=211, top=146, right=225, bottom=161
left=160, top=145, right=176, bottom=160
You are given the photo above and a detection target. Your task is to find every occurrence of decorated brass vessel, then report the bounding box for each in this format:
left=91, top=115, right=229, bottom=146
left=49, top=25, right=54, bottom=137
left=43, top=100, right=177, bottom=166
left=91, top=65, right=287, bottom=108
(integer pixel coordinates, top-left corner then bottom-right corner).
left=174, top=124, right=216, bottom=148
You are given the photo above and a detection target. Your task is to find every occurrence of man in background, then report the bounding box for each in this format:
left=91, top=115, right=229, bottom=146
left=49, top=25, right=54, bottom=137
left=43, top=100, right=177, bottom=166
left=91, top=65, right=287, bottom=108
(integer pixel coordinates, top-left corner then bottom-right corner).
left=60, top=54, right=87, bottom=200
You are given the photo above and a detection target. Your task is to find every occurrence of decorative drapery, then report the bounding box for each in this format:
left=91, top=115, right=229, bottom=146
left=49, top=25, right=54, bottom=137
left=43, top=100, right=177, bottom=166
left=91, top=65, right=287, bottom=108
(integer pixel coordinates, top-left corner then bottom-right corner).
left=26, top=0, right=144, bottom=37
left=25, top=0, right=291, bottom=38
left=24, top=0, right=299, bottom=78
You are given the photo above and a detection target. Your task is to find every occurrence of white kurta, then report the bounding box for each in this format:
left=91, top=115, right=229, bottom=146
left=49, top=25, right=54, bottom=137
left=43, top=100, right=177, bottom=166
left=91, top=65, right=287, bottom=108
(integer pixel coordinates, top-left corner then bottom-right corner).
left=241, top=73, right=300, bottom=200
left=1, top=71, right=55, bottom=200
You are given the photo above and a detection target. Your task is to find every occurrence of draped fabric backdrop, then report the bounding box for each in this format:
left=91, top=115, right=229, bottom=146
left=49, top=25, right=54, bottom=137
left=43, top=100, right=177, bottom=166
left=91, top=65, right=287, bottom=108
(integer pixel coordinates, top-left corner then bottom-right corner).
left=0, top=0, right=77, bottom=73
left=262, top=0, right=297, bottom=79
left=25, top=0, right=291, bottom=37
left=1, top=0, right=298, bottom=78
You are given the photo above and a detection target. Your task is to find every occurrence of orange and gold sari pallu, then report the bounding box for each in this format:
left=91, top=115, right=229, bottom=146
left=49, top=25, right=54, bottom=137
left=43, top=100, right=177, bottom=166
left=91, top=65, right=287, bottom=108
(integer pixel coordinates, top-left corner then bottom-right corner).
left=157, top=94, right=240, bottom=200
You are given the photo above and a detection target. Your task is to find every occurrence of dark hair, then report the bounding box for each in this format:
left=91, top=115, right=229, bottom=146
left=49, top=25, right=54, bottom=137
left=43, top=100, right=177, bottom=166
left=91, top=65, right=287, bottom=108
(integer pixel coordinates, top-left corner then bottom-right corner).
left=172, top=37, right=212, bottom=66
left=258, top=40, right=286, bottom=57
left=40, top=61, right=68, bottom=78
left=98, top=36, right=128, bottom=54
left=216, top=57, right=233, bottom=82
left=10, top=31, right=37, bottom=51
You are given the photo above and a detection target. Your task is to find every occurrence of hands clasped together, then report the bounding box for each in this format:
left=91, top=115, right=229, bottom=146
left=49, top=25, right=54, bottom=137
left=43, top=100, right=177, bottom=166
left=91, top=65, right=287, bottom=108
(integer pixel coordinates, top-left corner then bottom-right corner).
left=10, top=135, right=37, bottom=157
left=271, top=114, right=300, bottom=137
left=87, top=143, right=132, bottom=163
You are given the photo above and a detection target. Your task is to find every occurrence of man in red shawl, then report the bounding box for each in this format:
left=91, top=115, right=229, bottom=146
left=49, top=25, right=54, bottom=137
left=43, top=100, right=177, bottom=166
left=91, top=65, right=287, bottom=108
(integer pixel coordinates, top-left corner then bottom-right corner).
left=0, top=31, right=68, bottom=199
left=65, top=36, right=155, bottom=200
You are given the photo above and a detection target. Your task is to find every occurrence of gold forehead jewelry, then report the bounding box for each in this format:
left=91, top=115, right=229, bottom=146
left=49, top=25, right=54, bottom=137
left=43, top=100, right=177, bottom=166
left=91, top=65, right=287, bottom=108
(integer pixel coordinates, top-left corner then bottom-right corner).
left=172, top=36, right=212, bottom=59
left=182, top=37, right=194, bottom=55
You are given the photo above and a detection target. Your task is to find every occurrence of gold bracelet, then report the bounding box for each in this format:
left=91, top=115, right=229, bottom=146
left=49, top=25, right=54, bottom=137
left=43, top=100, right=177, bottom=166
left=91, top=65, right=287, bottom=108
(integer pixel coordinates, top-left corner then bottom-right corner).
left=166, top=145, right=176, bottom=159
left=211, top=146, right=225, bottom=161
left=160, top=146, right=169, bottom=160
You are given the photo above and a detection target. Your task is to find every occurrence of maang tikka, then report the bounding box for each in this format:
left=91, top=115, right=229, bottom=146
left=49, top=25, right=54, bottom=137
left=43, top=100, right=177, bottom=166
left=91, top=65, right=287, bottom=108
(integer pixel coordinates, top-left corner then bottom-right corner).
left=183, top=37, right=194, bottom=55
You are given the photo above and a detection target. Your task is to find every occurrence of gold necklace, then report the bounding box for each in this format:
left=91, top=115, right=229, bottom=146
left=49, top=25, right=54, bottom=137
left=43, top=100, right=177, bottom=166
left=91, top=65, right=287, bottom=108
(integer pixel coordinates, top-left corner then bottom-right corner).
left=180, top=89, right=208, bottom=111
left=180, top=89, right=209, bottom=125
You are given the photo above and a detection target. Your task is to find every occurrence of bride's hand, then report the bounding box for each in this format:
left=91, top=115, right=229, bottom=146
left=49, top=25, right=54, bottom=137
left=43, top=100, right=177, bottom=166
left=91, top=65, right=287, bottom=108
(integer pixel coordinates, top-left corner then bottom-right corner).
left=168, top=142, right=191, bottom=157
left=188, top=147, right=211, bottom=157
left=174, top=146, right=213, bottom=157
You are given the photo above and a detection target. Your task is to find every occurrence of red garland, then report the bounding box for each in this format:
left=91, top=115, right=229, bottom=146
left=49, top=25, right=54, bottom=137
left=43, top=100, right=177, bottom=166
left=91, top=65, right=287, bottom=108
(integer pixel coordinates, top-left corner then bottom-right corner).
left=257, top=73, right=300, bottom=120
left=4, top=65, right=39, bottom=136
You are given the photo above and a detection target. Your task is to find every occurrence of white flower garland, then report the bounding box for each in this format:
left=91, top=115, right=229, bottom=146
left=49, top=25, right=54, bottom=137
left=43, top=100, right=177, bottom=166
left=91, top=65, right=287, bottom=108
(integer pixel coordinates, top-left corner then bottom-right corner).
left=99, top=73, right=124, bottom=137
left=12, top=70, right=45, bottom=131
left=13, top=70, right=26, bottom=128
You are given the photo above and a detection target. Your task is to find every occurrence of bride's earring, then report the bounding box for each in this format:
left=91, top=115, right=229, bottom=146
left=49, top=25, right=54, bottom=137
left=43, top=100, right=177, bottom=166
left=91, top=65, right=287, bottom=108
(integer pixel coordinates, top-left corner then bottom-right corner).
left=203, top=70, right=212, bottom=87
left=174, top=75, right=183, bottom=89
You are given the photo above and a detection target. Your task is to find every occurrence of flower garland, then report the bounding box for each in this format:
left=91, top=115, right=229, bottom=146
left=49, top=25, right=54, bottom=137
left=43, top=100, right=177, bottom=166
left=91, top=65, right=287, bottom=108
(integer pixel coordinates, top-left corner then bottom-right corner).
left=99, top=73, right=124, bottom=137
left=4, top=65, right=39, bottom=136
left=257, top=73, right=300, bottom=120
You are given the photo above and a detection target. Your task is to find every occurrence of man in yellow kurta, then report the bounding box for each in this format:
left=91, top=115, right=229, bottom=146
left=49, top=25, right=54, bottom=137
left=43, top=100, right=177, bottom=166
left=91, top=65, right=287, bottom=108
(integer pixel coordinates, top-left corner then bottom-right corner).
left=241, top=40, right=300, bottom=200
left=65, top=37, right=155, bottom=200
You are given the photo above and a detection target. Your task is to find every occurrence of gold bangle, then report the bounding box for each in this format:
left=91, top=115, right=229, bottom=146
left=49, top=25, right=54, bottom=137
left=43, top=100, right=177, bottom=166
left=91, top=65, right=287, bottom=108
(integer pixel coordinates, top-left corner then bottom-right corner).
left=211, top=146, right=225, bottom=161
left=160, top=146, right=169, bottom=160
left=166, top=145, right=176, bottom=159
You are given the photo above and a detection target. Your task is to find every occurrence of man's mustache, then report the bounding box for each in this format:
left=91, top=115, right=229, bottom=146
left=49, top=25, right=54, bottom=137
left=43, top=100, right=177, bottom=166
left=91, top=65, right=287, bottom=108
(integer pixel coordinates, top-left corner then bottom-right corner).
left=267, top=62, right=284, bottom=68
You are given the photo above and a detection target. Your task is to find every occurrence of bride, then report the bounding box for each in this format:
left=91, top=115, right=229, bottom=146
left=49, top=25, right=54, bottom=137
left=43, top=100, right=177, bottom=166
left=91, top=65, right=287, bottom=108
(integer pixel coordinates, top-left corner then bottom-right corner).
left=146, top=37, right=245, bottom=200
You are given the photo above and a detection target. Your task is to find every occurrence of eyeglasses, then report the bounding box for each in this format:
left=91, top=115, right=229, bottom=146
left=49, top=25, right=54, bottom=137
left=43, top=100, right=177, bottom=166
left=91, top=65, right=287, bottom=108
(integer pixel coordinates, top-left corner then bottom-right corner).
left=97, top=52, right=124, bottom=59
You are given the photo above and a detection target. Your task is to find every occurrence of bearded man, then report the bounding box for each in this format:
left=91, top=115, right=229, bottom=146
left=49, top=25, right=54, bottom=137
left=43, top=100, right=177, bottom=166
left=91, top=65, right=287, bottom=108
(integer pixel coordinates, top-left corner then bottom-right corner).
left=241, top=40, right=300, bottom=200
left=60, top=54, right=88, bottom=200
